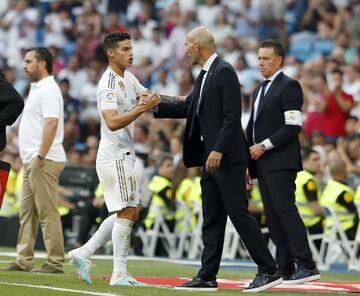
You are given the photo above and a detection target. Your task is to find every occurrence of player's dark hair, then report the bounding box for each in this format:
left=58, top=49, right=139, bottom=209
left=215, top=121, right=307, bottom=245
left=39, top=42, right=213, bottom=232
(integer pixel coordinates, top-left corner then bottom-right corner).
left=103, top=32, right=131, bottom=55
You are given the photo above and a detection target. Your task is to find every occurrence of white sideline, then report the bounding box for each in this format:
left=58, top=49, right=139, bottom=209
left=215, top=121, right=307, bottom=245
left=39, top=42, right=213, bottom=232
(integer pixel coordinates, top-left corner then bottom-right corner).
left=0, top=281, right=122, bottom=296
left=0, top=251, right=256, bottom=268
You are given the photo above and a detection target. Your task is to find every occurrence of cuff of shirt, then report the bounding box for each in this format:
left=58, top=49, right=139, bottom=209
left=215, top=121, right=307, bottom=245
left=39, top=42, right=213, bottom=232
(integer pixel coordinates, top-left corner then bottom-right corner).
left=262, top=139, right=274, bottom=150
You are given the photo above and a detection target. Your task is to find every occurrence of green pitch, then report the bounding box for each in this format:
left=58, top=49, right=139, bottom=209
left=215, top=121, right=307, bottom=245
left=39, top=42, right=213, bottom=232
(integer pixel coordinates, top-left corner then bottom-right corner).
left=0, top=252, right=358, bottom=296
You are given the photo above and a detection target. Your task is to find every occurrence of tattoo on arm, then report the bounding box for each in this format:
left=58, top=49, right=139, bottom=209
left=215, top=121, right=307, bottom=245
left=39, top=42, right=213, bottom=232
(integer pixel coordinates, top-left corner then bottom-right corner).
left=160, top=94, right=182, bottom=103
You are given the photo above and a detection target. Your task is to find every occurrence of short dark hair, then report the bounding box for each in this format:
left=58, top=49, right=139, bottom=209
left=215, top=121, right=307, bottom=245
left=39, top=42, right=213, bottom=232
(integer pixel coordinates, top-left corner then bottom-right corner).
left=331, top=69, right=343, bottom=76
left=260, top=39, right=285, bottom=59
left=301, top=147, right=318, bottom=161
left=26, top=47, right=53, bottom=74
left=155, top=153, right=173, bottom=168
left=103, top=32, right=131, bottom=55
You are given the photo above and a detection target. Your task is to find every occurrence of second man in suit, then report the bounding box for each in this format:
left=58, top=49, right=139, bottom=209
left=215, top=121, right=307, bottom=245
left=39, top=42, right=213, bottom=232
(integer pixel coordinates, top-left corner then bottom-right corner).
left=246, top=39, right=320, bottom=284
left=145, top=26, right=281, bottom=292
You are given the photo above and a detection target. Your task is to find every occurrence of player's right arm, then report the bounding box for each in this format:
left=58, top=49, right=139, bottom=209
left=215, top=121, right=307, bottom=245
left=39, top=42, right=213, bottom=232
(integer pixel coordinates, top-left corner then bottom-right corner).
left=102, top=91, right=160, bottom=131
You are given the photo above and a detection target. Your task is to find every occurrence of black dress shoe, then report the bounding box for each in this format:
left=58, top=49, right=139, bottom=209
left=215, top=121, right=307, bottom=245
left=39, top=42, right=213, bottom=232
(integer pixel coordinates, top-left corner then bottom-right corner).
left=243, top=272, right=283, bottom=293
left=174, top=277, right=218, bottom=291
left=283, top=266, right=320, bottom=285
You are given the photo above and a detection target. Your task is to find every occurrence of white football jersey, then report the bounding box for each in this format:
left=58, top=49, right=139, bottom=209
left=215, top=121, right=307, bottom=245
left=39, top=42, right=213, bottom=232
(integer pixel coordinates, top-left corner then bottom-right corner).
left=96, top=67, right=146, bottom=163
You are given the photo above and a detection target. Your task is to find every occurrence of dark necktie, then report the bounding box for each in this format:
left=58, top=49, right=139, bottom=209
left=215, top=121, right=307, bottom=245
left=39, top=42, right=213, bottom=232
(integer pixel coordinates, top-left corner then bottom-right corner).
left=189, top=69, right=207, bottom=137
left=256, top=79, right=270, bottom=117
left=253, top=79, right=270, bottom=141
left=259, top=79, right=270, bottom=102
left=194, top=69, right=207, bottom=114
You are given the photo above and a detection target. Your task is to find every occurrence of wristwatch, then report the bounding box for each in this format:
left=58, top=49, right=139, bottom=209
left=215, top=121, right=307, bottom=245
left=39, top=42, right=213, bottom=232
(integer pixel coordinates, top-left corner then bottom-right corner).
left=37, top=154, right=45, bottom=160
left=260, top=142, right=267, bottom=151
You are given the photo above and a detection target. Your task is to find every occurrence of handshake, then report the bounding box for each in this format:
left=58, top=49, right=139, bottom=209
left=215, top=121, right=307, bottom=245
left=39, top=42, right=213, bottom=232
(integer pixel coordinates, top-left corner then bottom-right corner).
left=137, top=90, right=161, bottom=111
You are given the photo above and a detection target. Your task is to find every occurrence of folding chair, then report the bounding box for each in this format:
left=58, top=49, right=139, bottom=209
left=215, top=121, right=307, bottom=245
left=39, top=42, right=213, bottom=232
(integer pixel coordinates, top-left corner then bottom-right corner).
left=173, top=199, right=194, bottom=258
left=187, top=201, right=203, bottom=259
left=139, top=204, right=177, bottom=258
left=348, top=204, right=360, bottom=271
left=307, top=231, right=323, bottom=264
left=318, top=205, right=355, bottom=270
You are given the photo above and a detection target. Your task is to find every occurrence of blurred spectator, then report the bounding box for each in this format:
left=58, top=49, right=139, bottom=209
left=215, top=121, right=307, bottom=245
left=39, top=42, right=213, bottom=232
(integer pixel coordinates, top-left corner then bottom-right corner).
left=176, top=68, right=195, bottom=96
left=73, top=183, right=107, bottom=247
left=169, top=136, right=183, bottom=167
left=295, top=148, right=325, bottom=251
left=79, top=67, right=98, bottom=110
left=0, top=0, right=38, bottom=66
left=105, top=12, right=127, bottom=33
left=3, top=65, right=26, bottom=96
left=321, top=157, right=359, bottom=240
left=197, top=0, right=221, bottom=28
left=318, top=70, right=355, bottom=140
left=303, top=73, right=328, bottom=137
left=232, top=0, right=260, bottom=41
left=58, top=54, right=88, bottom=99
left=133, top=1, right=158, bottom=40
left=152, top=66, right=179, bottom=96
left=48, top=46, right=66, bottom=76
left=161, top=1, right=181, bottom=38
left=301, top=0, right=337, bottom=32
left=75, top=0, right=102, bottom=37
left=212, top=8, right=234, bottom=46
left=259, top=0, right=287, bottom=46
left=343, top=64, right=360, bottom=119
left=147, top=26, right=171, bottom=68
left=144, top=154, right=176, bottom=256
left=44, top=2, right=73, bottom=49
left=134, top=122, right=150, bottom=159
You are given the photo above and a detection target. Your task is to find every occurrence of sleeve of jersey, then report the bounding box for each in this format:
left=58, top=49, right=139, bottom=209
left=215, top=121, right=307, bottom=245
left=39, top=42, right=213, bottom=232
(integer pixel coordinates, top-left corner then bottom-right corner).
left=336, top=190, right=357, bottom=213
left=133, top=75, right=146, bottom=97
left=303, top=180, right=319, bottom=202
left=98, top=89, right=118, bottom=111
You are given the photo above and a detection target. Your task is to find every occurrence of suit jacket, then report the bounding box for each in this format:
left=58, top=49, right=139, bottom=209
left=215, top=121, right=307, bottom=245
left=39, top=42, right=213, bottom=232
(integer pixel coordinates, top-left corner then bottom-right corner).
left=246, top=72, right=303, bottom=177
left=155, top=57, right=250, bottom=168
left=0, top=70, right=24, bottom=151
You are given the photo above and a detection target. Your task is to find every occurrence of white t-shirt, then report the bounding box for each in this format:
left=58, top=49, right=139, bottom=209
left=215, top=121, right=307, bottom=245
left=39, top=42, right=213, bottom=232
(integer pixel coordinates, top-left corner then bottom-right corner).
left=96, top=67, right=146, bottom=164
left=18, top=76, right=66, bottom=164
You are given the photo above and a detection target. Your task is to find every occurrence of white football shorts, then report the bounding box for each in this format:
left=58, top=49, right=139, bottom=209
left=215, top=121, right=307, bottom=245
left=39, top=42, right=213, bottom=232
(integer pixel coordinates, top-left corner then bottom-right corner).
left=96, top=154, right=139, bottom=213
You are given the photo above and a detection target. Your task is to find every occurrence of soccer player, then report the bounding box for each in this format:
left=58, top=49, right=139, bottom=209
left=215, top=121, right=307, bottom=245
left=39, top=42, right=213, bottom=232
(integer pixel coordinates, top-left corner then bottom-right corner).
left=68, top=32, right=160, bottom=286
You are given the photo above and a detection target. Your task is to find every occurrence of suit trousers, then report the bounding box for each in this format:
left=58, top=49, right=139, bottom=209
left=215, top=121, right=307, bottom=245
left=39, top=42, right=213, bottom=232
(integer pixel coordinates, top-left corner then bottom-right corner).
left=16, top=158, right=65, bottom=271
left=257, top=169, right=316, bottom=275
left=197, top=163, right=276, bottom=281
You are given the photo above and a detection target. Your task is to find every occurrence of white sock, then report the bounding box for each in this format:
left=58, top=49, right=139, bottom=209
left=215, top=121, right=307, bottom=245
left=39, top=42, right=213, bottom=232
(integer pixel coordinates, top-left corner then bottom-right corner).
left=77, top=214, right=116, bottom=259
left=111, top=218, right=134, bottom=279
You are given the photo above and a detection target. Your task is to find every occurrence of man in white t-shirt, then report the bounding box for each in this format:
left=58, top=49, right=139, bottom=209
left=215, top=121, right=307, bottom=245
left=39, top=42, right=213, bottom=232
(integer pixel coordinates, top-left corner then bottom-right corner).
left=68, top=32, right=160, bottom=286
left=4, top=47, right=66, bottom=273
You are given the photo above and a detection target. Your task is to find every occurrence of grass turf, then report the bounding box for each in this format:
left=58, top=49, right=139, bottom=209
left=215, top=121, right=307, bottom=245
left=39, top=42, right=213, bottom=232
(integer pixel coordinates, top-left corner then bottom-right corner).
left=0, top=254, right=359, bottom=296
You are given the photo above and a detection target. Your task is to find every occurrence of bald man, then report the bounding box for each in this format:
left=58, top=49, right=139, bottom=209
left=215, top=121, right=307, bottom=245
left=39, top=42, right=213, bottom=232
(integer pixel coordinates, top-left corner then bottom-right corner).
left=148, top=27, right=281, bottom=292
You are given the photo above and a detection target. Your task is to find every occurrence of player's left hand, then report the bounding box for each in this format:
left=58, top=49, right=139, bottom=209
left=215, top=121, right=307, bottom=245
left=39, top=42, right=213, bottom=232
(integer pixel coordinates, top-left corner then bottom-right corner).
left=205, top=151, right=223, bottom=172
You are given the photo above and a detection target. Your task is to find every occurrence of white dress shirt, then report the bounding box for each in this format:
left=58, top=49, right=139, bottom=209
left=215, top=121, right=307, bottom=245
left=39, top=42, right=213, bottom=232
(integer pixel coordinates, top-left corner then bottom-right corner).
left=253, top=69, right=283, bottom=150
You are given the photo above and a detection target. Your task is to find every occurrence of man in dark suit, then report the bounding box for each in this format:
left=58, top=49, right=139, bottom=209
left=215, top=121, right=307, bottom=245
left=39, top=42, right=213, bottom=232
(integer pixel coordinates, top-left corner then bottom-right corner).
left=0, top=69, right=24, bottom=151
left=0, top=69, right=23, bottom=208
left=148, top=27, right=281, bottom=292
left=246, top=39, right=320, bottom=284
